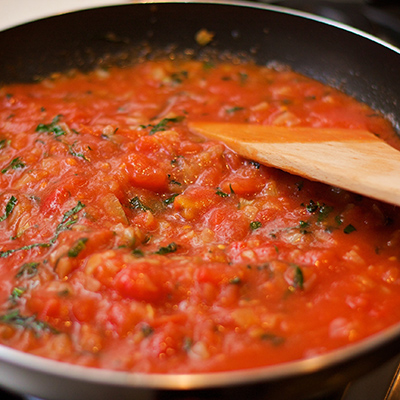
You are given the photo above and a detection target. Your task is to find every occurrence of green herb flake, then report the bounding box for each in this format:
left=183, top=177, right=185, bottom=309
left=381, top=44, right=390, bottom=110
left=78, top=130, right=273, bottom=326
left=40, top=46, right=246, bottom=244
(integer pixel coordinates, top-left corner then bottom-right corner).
left=0, top=139, right=8, bottom=150
left=260, top=333, right=285, bottom=346
left=295, top=181, right=304, bottom=191
left=163, top=193, right=179, bottom=205
left=129, top=196, right=152, bottom=212
left=250, top=221, right=262, bottom=231
left=0, top=309, right=58, bottom=336
left=226, top=106, right=244, bottom=114
left=132, top=248, right=144, bottom=258
left=249, top=160, right=260, bottom=169
left=298, top=220, right=310, bottom=234
left=183, top=337, right=193, bottom=352
left=171, top=70, right=188, bottom=84
left=203, top=61, right=215, bottom=70
left=1, top=157, right=25, bottom=174
left=69, top=144, right=90, bottom=162
left=141, top=116, right=185, bottom=135
left=141, top=324, right=154, bottom=337
left=35, top=115, right=66, bottom=137
left=16, top=261, right=40, bottom=278
left=304, top=200, right=318, bottom=213
left=155, top=242, right=178, bottom=255
left=344, top=224, right=357, bottom=234
left=215, top=189, right=229, bottom=198
left=229, top=276, right=242, bottom=285
left=0, top=243, right=51, bottom=258
left=317, top=204, right=334, bottom=222
left=55, top=201, right=86, bottom=235
left=167, top=174, right=181, bottom=186
left=68, top=237, right=88, bottom=258
left=239, top=72, right=248, bottom=85
left=0, top=195, right=17, bottom=222
left=293, top=265, right=304, bottom=290
left=335, top=215, right=343, bottom=225
left=9, top=287, right=26, bottom=302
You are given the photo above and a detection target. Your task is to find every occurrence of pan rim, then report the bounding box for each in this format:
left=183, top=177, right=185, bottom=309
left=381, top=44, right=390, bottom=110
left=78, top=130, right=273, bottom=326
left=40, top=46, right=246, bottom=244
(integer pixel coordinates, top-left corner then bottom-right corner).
left=2, top=0, right=398, bottom=54
left=0, top=320, right=400, bottom=390
left=1, top=0, right=400, bottom=393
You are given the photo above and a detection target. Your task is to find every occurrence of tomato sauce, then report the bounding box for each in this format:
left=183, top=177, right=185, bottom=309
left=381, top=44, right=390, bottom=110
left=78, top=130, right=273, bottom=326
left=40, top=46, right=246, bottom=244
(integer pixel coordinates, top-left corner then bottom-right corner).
left=0, top=60, right=400, bottom=373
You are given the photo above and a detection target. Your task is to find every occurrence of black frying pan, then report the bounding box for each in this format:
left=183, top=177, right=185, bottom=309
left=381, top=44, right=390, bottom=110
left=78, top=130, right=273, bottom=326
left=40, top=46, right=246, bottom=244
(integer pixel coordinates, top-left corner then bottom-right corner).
left=1, top=2, right=400, bottom=399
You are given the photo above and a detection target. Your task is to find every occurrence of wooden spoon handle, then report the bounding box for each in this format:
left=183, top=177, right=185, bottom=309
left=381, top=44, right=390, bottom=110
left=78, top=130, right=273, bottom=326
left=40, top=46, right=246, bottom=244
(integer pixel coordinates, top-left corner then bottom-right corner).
left=189, top=121, right=400, bottom=207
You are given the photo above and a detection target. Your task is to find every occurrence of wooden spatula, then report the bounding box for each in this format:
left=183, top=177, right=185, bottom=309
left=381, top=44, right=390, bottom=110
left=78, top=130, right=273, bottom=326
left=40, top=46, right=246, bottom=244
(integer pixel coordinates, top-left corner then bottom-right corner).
left=188, top=121, right=400, bottom=207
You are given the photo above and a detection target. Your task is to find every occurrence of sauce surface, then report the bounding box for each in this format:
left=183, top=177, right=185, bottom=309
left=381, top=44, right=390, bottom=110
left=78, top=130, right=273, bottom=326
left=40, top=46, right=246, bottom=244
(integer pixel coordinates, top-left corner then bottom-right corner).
left=0, top=60, right=400, bottom=373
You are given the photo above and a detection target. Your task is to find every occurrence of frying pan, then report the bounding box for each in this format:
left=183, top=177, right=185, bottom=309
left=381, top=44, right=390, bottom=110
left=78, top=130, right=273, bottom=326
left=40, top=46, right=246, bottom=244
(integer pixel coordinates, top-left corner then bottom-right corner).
left=1, top=1, right=400, bottom=399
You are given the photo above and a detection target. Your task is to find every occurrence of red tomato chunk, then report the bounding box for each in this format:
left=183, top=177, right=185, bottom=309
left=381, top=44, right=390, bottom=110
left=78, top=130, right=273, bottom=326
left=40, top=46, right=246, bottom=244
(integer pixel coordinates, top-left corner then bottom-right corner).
left=0, top=60, right=399, bottom=373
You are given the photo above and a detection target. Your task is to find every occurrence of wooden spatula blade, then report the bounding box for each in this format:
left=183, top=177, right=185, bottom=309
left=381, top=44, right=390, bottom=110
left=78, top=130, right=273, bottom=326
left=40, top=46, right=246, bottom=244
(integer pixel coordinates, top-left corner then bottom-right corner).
left=189, top=121, right=400, bottom=207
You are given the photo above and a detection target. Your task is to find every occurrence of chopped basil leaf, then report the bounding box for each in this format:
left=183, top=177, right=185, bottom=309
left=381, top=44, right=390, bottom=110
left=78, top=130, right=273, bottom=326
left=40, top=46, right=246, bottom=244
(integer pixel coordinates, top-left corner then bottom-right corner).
left=55, top=201, right=86, bottom=236
left=216, top=189, right=229, bottom=198
left=344, top=224, right=357, bottom=234
left=171, top=70, right=188, bottom=84
left=1, top=202, right=85, bottom=258
left=0, top=195, right=17, bottom=222
left=229, top=276, right=242, bottom=285
left=132, top=248, right=144, bottom=258
left=155, top=242, right=178, bottom=255
left=317, top=204, right=334, bottom=222
left=303, top=200, right=318, bottom=213
left=295, top=181, right=304, bottom=191
left=0, top=242, right=51, bottom=258
left=249, top=160, right=260, bottom=169
left=16, top=261, right=40, bottom=278
left=129, top=196, right=152, bottom=212
left=9, top=287, right=26, bottom=303
left=260, top=333, right=285, bottom=346
left=239, top=72, right=248, bottom=85
left=203, top=61, right=215, bottom=70
left=293, top=265, right=304, bottom=290
left=163, top=193, right=179, bottom=205
left=298, top=220, right=310, bottom=234
left=35, top=114, right=66, bottom=137
left=0, top=309, right=58, bottom=336
left=226, top=106, right=244, bottom=114
left=335, top=215, right=343, bottom=225
left=183, top=337, right=193, bottom=352
left=302, top=200, right=333, bottom=222
left=250, top=221, right=262, bottom=230
left=68, top=237, right=88, bottom=257
left=1, top=157, right=25, bottom=174
left=141, top=324, right=154, bottom=337
left=0, top=139, right=8, bottom=150
left=141, top=116, right=185, bottom=135
left=69, top=144, right=90, bottom=162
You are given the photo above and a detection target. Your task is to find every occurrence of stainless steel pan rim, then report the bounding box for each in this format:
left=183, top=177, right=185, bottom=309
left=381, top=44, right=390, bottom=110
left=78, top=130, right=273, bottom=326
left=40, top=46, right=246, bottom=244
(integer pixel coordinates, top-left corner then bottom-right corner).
left=1, top=1, right=400, bottom=398
left=1, top=320, right=400, bottom=390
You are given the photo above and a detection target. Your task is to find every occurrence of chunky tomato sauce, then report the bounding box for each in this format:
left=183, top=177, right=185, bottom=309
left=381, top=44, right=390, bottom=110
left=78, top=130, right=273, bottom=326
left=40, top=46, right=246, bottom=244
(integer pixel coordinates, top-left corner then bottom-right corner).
left=0, top=60, right=400, bottom=373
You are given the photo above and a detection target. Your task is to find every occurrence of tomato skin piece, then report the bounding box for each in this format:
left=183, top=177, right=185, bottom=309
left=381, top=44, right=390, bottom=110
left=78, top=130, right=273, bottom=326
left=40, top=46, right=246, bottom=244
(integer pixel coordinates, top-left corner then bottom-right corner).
left=174, top=186, right=224, bottom=220
left=124, top=153, right=168, bottom=192
left=72, top=298, right=97, bottom=323
left=40, top=187, right=70, bottom=216
left=113, top=262, right=170, bottom=303
left=220, top=166, right=268, bottom=196
left=206, top=205, right=250, bottom=242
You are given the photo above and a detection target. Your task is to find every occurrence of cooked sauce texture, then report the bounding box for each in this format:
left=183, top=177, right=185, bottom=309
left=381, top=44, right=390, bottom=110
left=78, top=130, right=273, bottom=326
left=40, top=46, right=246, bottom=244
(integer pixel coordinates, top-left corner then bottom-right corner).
left=0, top=60, right=400, bottom=373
